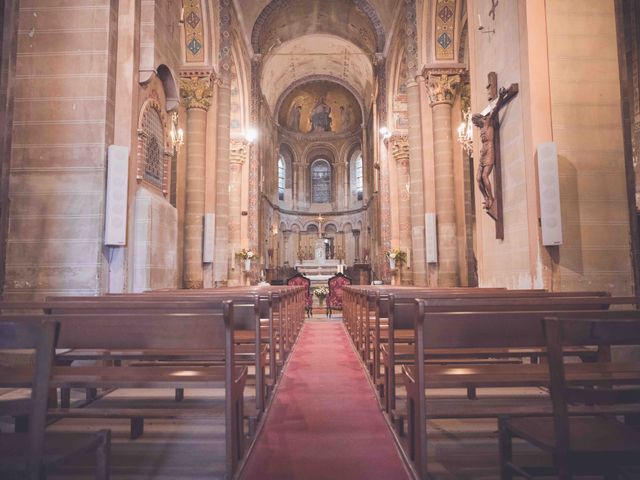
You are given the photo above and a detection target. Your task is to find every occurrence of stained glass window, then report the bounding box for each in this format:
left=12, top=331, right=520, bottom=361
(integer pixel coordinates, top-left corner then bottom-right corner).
left=311, top=159, right=331, bottom=203
left=355, top=154, right=363, bottom=201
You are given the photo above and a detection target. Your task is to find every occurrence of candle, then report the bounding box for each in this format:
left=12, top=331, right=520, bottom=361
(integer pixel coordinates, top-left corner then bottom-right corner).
left=477, top=13, right=483, bottom=29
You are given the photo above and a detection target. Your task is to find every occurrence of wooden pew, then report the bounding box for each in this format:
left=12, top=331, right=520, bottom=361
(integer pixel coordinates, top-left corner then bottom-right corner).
left=29, top=295, right=266, bottom=413
left=499, top=315, right=640, bottom=479
left=43, top=287, right=301, bottom=408
left=380, top=290, right=617, bottom=416
left=0, top=320, right=111, bottom=479
left=1, top=304, right=247, bottom=478
left=403, top=307, right=640, bottom=479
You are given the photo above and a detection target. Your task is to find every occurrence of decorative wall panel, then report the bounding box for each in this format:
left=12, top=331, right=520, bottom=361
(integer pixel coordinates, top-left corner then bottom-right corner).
left=435, top=0, right=456, bottom=60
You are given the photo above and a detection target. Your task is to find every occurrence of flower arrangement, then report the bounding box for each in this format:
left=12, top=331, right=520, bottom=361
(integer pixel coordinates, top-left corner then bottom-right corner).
left=235, top=249, right=259, bottom=261
left=313, top=286, right=329, bottom=299
left=385, top=248, right=407, bottom=265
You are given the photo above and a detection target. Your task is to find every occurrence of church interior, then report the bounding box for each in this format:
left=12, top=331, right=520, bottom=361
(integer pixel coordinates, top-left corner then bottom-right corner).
left=1, top=0, right=640, bottom=478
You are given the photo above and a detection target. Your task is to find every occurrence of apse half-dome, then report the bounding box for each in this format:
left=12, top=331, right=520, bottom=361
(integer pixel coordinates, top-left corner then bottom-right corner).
left=278, top=81, right=362, bottom=134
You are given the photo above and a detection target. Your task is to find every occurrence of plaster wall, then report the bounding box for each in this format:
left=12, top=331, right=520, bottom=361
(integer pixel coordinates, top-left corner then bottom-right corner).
left=5, top=0, right=118, bottom=299
left=546, top=0, right=633, bottom=295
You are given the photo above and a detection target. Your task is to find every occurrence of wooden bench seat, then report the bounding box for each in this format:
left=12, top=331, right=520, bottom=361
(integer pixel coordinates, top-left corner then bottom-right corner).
left=500, top=315, right=640, bottom=479
left=380, top=293, right=628, bottom=415
left=404, top=308, right=640, bottom=478
left=1, top=306, right=247, bottom=477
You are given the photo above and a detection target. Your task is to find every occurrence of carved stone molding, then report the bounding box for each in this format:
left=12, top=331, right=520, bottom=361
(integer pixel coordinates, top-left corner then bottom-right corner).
left=230, top=138, right=250, bottom=165
left=179, top=74, right=214, bottom=110
left=424, top=69, right=465, bottom=106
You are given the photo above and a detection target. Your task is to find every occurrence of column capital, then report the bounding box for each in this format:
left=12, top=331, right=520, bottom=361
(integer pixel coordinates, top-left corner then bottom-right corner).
left=386, top=134, right=410, bottom=166
left=352, top=229, right=361, bottom=237
left=230, top=138, right=250, bottom=165
left=423, top=67, right=466, bottom=106
left=179, top=69, right=218, bottom=110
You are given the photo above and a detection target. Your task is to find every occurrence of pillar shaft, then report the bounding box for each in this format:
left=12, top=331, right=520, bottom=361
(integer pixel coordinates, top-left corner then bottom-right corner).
left=389, top=135, right=413, bottom=284
left=213, top=83, right=231, bottom=283
left=180, top=74, right=214, bottom=289
left=425, top=70, right=463, bottom=286
left=228, top=139, right=248, bottom=286
left=407, top=82, right=427, bottom=284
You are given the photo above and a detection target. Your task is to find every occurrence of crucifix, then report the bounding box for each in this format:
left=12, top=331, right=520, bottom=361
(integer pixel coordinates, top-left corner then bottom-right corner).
left=315, top=213, right=324, bottom=238
left=471, top=72, right=518, bottom=240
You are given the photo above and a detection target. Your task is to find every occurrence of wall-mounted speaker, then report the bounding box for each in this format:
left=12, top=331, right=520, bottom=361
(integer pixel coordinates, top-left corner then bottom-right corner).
left=203, top=213, right=215, bottom=263
left=425, top=213, right=438, bottom=263
left=104, top=145, right=130, bottom=246
left=537, top=142, right=563, bottom=246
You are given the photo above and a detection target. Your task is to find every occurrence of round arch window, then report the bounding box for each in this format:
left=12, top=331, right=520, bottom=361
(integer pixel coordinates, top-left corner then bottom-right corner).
left=311, top=159, right=331, bottom=203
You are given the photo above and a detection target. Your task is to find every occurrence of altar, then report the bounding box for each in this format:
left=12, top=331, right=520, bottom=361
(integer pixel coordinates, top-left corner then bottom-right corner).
left=295, top=238, right=345, bottom=283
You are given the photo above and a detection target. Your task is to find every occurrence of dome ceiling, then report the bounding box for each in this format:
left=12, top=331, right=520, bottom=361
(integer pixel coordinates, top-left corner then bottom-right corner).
left=251, top=0, right=379, bottom=54
left=237, top=0, right=399, bottom=52
left=238, top=0, right=393, bottom=116
left=278, top=80, right=363, bottom=133
left=260, top=34, right=374, bottom=114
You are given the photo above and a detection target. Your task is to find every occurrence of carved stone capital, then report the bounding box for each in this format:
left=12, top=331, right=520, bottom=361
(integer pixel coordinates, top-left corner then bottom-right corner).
left=230, top=138, right=250, bottom=165
left=424, top=69, right=464, bottom=106
left=180, top=74, right=215, bottom=110
left=386, top=134, right=410, bottom=166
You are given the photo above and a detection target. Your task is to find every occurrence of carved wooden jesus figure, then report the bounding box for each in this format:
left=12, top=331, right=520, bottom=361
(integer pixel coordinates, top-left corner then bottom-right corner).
left=472, top=80, right=518, bottom=212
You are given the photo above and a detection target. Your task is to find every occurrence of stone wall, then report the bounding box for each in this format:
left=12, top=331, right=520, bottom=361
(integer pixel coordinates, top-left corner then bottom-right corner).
left=546, top=0, right=633, bottom=294
left=468, top=0, right=633, bottom=294
left=5, top=0, right=118, bottom=299
left=132, top=187, right=178, bottom=292
left=468, top=0, right=540, bottom=289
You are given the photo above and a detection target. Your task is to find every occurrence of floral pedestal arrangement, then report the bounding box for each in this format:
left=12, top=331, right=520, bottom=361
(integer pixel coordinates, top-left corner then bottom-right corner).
left=236, top=249, right=259, bottom=285
left=313, top=286, right=329, bottom=315
left=385, top=247, right=407, bottom=285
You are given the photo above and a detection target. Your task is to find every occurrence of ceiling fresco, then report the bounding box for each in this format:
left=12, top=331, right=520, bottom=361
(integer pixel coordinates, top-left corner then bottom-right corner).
left=237, top=0, right=399, bottom=50
left=277, top=80, right=362, bottom=134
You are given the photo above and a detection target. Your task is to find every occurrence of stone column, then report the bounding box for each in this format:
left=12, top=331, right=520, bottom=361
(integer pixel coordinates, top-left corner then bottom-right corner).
left=403, top=0, right=427, bottom=285
left=180, top=72, right=214, bottom=288
left=352, top=229, right=361, bottom=262
left=282, top=229, right=291, bottom=265
left=425, top=70, right=463, bottom=286
left=228, top=138, right=249, bottom=286
left=389, top=134, right=412, bottom=284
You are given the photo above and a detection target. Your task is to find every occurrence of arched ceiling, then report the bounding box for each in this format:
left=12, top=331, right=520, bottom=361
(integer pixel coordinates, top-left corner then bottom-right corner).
left=237, top=0, right=398, bottom=53
left=260, top=34, right=374, bottom=114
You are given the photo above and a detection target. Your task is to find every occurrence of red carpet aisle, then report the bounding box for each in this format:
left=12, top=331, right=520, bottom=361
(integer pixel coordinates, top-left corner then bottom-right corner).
left=240, top=322, right=411, bottom=480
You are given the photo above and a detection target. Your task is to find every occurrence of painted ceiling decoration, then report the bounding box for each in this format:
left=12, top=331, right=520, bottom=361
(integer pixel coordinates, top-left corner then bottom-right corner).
left=183, top=0, right=205, bottom=62
left=250, top=0, right=385, bottom=54
left=435, top=0, right=456, bottom=60
left=277, top=80, right=363, bottom=134
left=260, top=34, right=374, bottom=114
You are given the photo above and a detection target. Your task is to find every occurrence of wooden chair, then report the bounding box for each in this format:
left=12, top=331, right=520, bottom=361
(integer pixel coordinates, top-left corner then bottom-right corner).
left=287, top=273, right=312, bottom=317
left=326, top=273, right=351, bottom=317
left=0, top=321, right=111, bottom=479
left=499, top=315, right=640, bottom=480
